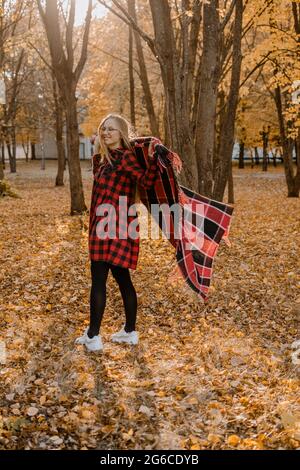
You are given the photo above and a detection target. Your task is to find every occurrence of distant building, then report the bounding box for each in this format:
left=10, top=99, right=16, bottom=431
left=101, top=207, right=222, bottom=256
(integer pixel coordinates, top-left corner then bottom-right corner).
left=35, top=130, right=92, bottom=160
left=3, top=129, right=93, bottom=160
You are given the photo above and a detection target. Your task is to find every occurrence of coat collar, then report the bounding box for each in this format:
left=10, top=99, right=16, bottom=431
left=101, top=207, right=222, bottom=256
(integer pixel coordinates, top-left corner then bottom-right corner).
left=108, top=146, right=126, bottom=155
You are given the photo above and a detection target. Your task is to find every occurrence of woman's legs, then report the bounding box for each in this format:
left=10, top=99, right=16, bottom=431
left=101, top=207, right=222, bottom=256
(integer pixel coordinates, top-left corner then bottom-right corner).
left=110, top=264, right=137, bottom=333
left=89, top=260, right=110, bottom=338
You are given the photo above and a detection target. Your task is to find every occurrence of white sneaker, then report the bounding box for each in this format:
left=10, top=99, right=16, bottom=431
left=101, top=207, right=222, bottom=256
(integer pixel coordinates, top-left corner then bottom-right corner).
left=111, top=327, right=139, bottom=345
left=75, top=327, right=89, bottom=345
left=111, top=326, right=126, bottom=340
left=85, top=334, right=103, bottom=352
left=75, top=328, right=103, bottom=352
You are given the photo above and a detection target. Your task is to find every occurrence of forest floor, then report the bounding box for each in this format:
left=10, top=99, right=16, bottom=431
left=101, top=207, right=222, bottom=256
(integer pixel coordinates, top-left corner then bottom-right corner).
left=0, top=161, right=299, bottom=450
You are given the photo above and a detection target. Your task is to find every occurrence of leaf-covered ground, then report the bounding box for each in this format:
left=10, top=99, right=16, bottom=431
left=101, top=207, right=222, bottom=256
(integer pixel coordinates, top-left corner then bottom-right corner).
left=0, top=161, right=299, bottom=450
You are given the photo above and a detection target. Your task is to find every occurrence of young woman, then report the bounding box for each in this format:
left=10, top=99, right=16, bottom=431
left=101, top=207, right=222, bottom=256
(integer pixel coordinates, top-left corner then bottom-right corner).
left=75, top=114, right=159, bottom=352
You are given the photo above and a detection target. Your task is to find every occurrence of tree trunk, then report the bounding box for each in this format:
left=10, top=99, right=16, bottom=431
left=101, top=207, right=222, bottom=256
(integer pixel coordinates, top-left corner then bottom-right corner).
left=55, top=125, right=66, bottom=187
left=227, top=161, right=234, bottom=203
left=195, top=0, right=220, bottom=197
left=37, top=0, right=92, bottom=214
left=22, top=135, right=30, bottom=162
left=238, top=141, right=245, bottom=168
left=271, top=148, right=277, bottom=167
left=1, top=141, right=5, bottom=170
left=128, top=0, right=160, bottom=137
left=31, top=142, right=36, bottom=160
left=65, top=94, right=87, bottom=214
left=6, top=135, right=16, bottom=173
left=128, top=4, right=135, bottom=128
left=0, top=144, right=4, bottom=179
left=149, top=0, right=198, bottom=190
left=55, top=145, right=66, bottom=186
left=254, top=146, right=259, bottom=164
left=214, top=88, right=226, bottom=179
left=250, top=148, right=254, bottom=168
left=12, top=127, right=16, bottom=167
left=213, top=0, right=243, bottom=202
left=163, top=98, right=171, bottom=147
left=274, top=85, right=300, bottom=197
left=262, top=129, right=268, bottom=171
left=52, top=74, right=66, bottom=186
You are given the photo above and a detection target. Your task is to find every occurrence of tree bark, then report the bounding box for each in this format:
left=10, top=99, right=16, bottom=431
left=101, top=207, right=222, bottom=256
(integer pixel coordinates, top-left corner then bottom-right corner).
left=128, top=2, right=135, bottom=128
left=65, top=93, right=86, bottom=214
left=11, top=125, right=17, bottom=169
left=274, top=85, right=300, bottom=197
left=6, top=135, right=16, bottom=173
left=22, top=135, right=30, bottom=162
left=238, top=141, right=245, bottom=168
left=31, top=142, right=36, bottom=160
left=262, top=128, right=268, bottom=172
left=228, top=161, right=234, bottom=203
left=254, top=146, right=259, bottom=165
left=52, top=73, right=66, bottom=186
left=195, top=0, right=220, bottom=197
left=0, top=142, right=4, bottom=179
left=128, top=0, right=159, bottom=137
left=271, top=148, right=277, bottom=167
left=213, top=0, right=243, bottom=201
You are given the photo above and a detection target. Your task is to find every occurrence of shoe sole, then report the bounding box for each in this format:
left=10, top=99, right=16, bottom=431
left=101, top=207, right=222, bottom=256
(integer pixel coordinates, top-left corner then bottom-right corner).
left=75, top=339, right=103, bottom=351
left=111, top=337, right=138, bottom=345
left=85, top=345, right=104, bottom=352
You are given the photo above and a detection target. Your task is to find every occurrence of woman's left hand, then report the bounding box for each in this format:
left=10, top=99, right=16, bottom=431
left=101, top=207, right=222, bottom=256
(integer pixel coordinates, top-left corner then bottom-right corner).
left=148, top=138, right=161, bottom=159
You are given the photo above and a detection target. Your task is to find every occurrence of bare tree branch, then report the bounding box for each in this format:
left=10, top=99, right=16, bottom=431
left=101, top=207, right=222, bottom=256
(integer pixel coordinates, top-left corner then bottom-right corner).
left=74, top=0, right=92, bottom=82
left=66, top=0, right=75, bottom=67
left=97, top=0, right=157, bottom=56
left=28, top=41, right=54, bottom=72
left=220, top=0, right=236, bottom=32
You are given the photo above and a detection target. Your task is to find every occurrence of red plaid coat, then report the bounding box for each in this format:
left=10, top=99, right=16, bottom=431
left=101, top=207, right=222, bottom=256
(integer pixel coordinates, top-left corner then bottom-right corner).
left=89, top=146, right=159, bottom=269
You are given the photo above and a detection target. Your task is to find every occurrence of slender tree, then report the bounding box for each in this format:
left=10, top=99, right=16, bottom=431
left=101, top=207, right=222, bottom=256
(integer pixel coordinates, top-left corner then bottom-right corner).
left=37, top=0, right=92, bottom=214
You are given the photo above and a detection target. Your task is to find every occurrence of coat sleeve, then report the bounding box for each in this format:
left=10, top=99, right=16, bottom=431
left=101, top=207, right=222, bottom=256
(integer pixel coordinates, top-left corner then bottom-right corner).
left=92, top=153, right=102, bottom=176
left=121, top=150, right=159, bottom=189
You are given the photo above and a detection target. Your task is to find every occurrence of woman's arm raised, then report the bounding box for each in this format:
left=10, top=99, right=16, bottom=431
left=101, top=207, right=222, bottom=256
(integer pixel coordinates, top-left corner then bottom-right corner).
left=121, top=143, right=159, bottom=189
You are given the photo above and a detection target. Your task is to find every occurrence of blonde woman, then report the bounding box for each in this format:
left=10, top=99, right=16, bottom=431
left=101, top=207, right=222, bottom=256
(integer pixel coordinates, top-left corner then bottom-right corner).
left=75, top=114, right=159, bottom=352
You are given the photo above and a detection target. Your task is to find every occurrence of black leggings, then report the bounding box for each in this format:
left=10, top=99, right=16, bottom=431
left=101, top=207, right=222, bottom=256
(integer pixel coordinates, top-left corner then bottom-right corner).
left=89, top=260, right=137, bottom=337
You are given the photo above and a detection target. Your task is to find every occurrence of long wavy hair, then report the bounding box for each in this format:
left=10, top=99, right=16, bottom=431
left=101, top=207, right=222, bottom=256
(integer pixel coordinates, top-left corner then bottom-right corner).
left=96, top=113, right=137, bottom=166
left=96, top=113, right=141, bottom=203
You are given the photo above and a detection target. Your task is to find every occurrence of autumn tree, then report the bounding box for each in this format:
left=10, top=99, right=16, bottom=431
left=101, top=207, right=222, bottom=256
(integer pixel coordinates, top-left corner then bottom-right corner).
left=96, top=0, right=245, bottom=201
left=241, top=0, right=300, bottom=196
left=26, top=11, right=67, bottom=186
left=0, top=0, right=34, bottom=173
left=37, top=0, right=92, bottom=214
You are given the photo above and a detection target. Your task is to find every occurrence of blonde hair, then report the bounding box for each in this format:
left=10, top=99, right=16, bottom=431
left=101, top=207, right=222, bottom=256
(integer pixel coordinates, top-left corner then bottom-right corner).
left=97, top=113, right=137, bottom=166
left=97, top=113, right=141, bottom=203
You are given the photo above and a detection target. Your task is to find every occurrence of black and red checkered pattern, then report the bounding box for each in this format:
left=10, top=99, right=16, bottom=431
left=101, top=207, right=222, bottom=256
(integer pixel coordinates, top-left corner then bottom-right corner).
left=89, top=144, right=160, bottom=269
left=129, top=137, right=234, bottom=301
left=89, top=137, right=234, bottom=300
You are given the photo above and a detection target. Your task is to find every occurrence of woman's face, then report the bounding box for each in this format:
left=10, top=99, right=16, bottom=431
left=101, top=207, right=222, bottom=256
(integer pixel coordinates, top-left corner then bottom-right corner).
left=100, top=119, right=122, bottom=149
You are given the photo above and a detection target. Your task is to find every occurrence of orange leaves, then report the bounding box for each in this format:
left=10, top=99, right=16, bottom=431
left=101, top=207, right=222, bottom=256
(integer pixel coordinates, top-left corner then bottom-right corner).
left=0, top=162, right=299, bottom=450
left=227, top=435, right=240, bottom=446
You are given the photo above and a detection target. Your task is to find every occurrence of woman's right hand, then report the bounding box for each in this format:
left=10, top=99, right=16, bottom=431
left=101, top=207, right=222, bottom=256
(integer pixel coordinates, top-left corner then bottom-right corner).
left=148, top=138, right=161, bottom=159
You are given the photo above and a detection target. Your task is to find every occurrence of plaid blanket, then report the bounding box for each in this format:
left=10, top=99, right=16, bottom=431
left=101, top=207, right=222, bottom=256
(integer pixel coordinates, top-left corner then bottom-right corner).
left=130, top=136, right=234, bottom=302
